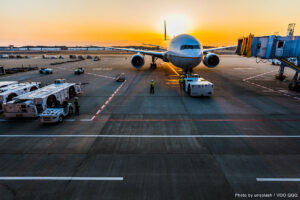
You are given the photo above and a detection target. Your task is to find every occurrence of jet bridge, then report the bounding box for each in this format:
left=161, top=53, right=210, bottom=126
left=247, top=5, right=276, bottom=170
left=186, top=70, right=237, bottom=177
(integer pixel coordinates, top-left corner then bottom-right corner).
left=236, top=34, right=300, bottom=90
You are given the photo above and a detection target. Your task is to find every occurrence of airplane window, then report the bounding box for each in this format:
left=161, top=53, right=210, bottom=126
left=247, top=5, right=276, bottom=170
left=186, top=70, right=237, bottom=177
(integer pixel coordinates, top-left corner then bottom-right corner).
left=180, top=45, right=200, bottom=50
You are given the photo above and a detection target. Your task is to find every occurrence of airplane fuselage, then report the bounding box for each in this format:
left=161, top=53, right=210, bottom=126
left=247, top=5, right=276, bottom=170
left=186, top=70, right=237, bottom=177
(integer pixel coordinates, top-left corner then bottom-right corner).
left=165, top=34, right=203, bottom=71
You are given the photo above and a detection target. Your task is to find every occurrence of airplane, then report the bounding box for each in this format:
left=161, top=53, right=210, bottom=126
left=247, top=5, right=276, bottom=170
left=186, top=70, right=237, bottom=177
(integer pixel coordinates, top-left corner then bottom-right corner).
left=109, top=21, right=235, bottom=74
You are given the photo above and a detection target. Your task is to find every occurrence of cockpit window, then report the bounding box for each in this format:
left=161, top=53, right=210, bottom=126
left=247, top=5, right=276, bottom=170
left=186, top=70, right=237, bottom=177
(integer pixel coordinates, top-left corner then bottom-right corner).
left=180, top=45, right=200, bottom=50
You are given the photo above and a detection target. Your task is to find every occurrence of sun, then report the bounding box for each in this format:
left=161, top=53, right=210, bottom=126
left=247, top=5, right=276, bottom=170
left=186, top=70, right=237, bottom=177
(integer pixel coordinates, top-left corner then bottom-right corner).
left=165, top=14, right=191, bottom=38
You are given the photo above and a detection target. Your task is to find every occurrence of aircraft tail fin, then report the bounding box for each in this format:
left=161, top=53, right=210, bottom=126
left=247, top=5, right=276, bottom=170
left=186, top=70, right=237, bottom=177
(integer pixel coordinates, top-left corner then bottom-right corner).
left=164, top=20, right=167, bottom=41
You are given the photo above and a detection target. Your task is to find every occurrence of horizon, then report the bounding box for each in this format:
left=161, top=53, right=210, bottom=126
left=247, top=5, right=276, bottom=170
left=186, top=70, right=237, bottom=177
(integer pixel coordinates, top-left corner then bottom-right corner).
left=0, top=0, right=299, bottom=46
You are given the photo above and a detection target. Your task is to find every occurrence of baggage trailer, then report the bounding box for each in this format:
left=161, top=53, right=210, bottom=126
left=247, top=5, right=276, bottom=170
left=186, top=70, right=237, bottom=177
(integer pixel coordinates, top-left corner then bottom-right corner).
left=0, top=81, right=18, bottom=88
left=183, top=74, right=214, bottom=97
left=3, top=79, right=81, bottom=118
left=0, top=82, right=40, bottom=112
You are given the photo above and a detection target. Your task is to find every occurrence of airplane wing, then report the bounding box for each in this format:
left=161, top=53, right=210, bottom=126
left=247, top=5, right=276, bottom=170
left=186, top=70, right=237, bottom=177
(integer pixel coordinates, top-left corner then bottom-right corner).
left=203, top=46, right=236, bottom=53
left=108, top=47, right=165, bottom=59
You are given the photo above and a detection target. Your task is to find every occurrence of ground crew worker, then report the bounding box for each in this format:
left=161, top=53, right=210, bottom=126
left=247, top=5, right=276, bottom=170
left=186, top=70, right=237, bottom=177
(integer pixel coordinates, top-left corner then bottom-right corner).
left=179, top=77, right=184, bottom=88
left=74, top=97, right=80, bottom=115
left=150, top=80, right=155, bottom=94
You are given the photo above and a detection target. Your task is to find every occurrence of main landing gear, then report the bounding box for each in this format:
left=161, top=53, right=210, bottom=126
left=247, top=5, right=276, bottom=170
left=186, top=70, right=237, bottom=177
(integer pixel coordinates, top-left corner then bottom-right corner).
left=150, top=56, right=157, bottom=69
left=183, top=67, right=193, bottom=75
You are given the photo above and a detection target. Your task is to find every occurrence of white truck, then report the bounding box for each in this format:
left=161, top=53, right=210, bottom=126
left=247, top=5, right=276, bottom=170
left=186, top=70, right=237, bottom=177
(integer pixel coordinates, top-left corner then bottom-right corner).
left=39, top=68, right=53, bottom=74
left=183, top=74, right=214, bottom=97
left=40, top=103, right=74, bottom=123
left=0, top=82, right=40, bottom=112
left=3, top=79, right=81, bottom=118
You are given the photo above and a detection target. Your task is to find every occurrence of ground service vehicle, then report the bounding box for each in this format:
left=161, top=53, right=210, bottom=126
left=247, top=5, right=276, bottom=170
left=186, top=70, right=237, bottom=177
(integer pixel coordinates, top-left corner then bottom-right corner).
left=183, top=74, right=214, bottom=97
left=0, top=81, right=18, bottom=88
left=40, top=102, right=74, bottom=123
left=94, top=56, right=100, bottom=61
left=3, top=79, right=81, bottom=118
left=39, top=68, right=53, bottom=74
left=74, top=67, right=84, bottom=75
left=0, top=82, right=40, bottom=112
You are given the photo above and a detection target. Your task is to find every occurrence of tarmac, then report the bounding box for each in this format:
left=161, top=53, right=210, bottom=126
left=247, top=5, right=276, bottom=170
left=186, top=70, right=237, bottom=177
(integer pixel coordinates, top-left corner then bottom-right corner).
left=0, top=55, right=300, bottom=200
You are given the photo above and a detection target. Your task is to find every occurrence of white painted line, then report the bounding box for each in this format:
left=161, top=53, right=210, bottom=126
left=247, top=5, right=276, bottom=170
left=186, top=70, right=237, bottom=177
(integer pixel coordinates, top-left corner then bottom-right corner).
left=242, top=70, right=277, bottom=81
left=0, top=177, right=123, bottom=181
left=256, top=178, right=300, bottom=182
left=91, top=81, right=126, bottom=120
left=242, top=70, right=300, bottom=101
left=64, top=119, right=75, bottom=122
left=80, top=119, right=92, bottom=122
left=0, top=135, right=300, bottom=138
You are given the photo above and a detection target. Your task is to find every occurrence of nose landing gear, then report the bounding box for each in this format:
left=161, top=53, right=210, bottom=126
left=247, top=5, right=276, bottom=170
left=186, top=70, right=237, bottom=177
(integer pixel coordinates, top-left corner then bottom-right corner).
left=150, top=56, right=158, bottom=69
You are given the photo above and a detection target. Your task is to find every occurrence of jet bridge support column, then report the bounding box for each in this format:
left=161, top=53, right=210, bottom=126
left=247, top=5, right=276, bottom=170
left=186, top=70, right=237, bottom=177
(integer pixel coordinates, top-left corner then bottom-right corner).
left=275, top=64, right=286, bottom=81
left=289, top=71, right=300, bottom=91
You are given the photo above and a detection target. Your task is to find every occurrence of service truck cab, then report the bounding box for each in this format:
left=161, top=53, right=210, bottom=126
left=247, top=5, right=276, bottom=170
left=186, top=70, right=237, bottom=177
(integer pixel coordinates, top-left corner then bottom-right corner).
left=3, top=79, right=81, bottom=118
left=40, top=103, right=74, bottom=123
left=183, top=74, right=214, bottom=97
left=0, top=82, right=40, bottom=112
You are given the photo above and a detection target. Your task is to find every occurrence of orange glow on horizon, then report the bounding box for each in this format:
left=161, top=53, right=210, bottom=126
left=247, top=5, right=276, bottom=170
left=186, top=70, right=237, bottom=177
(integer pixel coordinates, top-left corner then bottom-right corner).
left=0, top=0, right=299, bottom=47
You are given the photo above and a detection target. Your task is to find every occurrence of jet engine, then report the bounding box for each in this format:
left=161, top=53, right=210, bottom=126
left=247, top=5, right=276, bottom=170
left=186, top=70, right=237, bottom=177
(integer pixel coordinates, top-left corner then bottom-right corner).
left=131, top=54, right=145, bottom=69
left=203, top=53, right=220, bottom=68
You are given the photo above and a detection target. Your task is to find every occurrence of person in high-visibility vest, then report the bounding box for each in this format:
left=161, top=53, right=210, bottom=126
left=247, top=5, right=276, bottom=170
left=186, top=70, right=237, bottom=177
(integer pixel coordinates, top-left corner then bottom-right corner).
left=179, top=77, right=184, bottom=88
left=150, top=80, right=155, bottom=94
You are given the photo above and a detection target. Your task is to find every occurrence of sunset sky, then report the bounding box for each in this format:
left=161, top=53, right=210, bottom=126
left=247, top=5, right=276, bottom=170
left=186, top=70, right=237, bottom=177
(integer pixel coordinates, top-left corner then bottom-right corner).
left=0, top=0, right=299, bottom=47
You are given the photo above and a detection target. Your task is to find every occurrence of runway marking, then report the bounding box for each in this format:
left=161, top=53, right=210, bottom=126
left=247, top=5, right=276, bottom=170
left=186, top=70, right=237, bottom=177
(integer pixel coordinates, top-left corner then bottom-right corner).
left=80, top=119, right=92, bottom=122
left=242, top=70, right=277, bottom=81
left=256, top=178, right=300, bottom=182
left=242, top=70, right=300, bottom=101
left=95, top=118, right=300, bottom=122
left=57, top=67, right=114, bottom=79
left=64, top=119, right=75, bottom=122
left=0, top=177, right=124, bottom=181
left=1, top=135, right=300, bottom=138
left=167, top=64, right=180, bottom=76
left=1, top=118, right=300, bottom=123
left=91, top=80, right=126, bottom=121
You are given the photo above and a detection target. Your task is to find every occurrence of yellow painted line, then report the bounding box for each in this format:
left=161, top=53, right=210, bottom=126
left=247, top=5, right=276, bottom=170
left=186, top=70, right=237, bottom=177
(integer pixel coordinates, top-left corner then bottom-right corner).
left=167, top=64, right=180, bottom=76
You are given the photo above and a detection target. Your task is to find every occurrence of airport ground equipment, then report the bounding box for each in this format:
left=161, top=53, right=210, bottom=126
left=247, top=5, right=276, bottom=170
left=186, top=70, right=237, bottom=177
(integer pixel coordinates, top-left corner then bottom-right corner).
left=0, top=54, right=9, bottom=59
left=39, top=67, right=53, bottom=74
left=40, top=103, right=74, bottom=123
left=236, top=34, right=300, bottom=91
left=0, top=81, right=18, bottom=88
left=115, top=73, right=125, bottom=82
left=74, top=67, right=84, bottom=75
left=0, top=82, right=40, bottom=112
left=94, top=56, right=101, bottom=61
left=3, top=79, right=81, bottom=118
left=183, top=74, right=214, bottom=97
